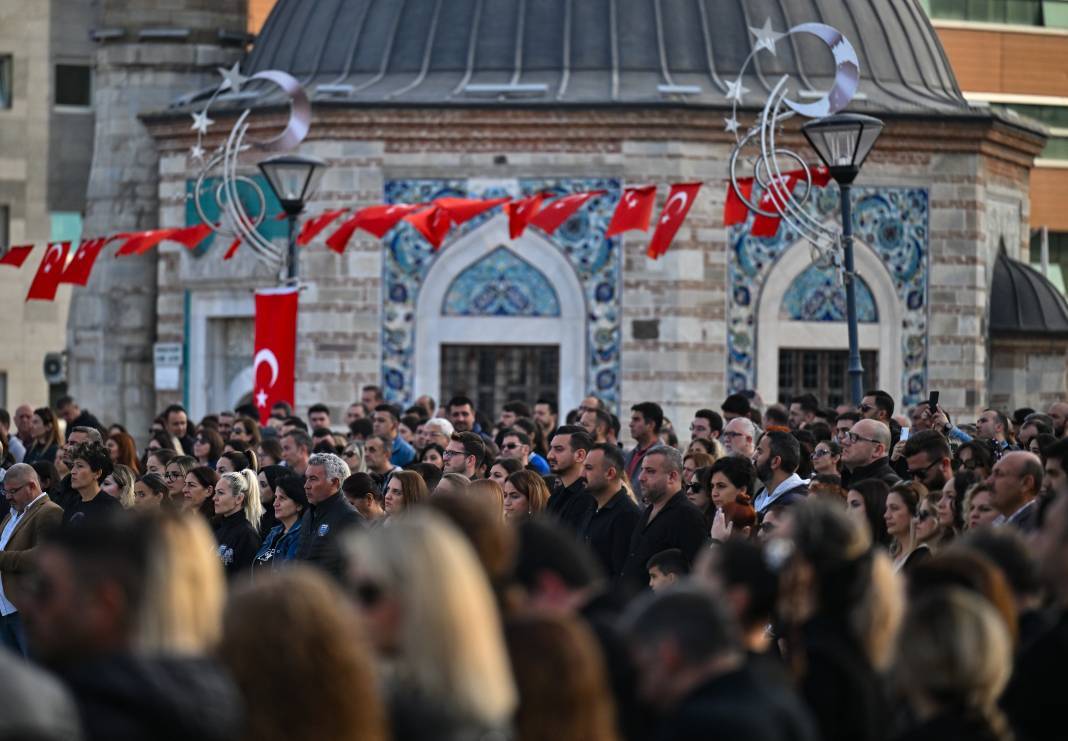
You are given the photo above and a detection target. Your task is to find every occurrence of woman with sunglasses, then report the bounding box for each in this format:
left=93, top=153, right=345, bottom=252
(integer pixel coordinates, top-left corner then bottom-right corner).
left=953, top=441, right=994, bottom=480
left=913, top=491, right=946, bottom=556
left=885, top=482, right=931, bottom=573
left=812, top=440, right=842, bottom=476
left=342, top=442, right=368, bottom=474
left=192, top=428, right=224, bottom=470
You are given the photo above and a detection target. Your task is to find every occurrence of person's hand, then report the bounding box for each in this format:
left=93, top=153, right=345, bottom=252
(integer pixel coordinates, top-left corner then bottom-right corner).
left=891, top=440, right=907, bottom=461
left=711, top=507, right=733, bottom=542
left=930, top=405, right=950, bottom=431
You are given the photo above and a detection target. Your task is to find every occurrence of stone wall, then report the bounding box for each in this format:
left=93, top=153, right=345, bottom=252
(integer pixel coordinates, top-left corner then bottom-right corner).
left=989, top=336, right=1068, bottom=411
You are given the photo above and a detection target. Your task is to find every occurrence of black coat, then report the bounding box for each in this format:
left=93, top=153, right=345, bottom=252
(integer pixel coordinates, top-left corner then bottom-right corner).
left=62, top=491, right=121, bottom=528
left=618, top=491, right=707, bottom=594
left=295, top=493, right=363, bottom=580
left=1002, top=610, right=1068, bottom=741
left=582, top=488, right=642, bottom=582
left=212, top=510, right=260, bottom=579
left=548, top=476, right=596, bottom=533
left=894, top=712, right=1006, bottom=741
left=843, top=457, right=902, bottom=489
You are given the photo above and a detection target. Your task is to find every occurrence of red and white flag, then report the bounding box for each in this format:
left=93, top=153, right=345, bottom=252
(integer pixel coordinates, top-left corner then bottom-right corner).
left=404, top=205, right=454, bottom=249
left=724, top=177, right=754, bottom=226
left=750, top=174, right=799, bottom=238
left=114, top=229, right=174, bottom=257
left=506, top=194, right=545, bottom=238
left=646, top=183, right=702, bottom=259
left=325, top=203, right=422, bottom=253
left=606, top=186, right=657, bottom=236
left=26, top=242, right=71, bottom=301
left=166, top=224, right=214, bottom=250
left=60, top=238, right=110, bottom=286
left=223, top=238, right=242, bottom=261
left=297, top=209, right=348, bottom=247
left=436, top=197, right=510, bottom=227
left=0, top=245, right=34, bottom=268
left=530, top=191, right=606, bottom=235
left=253, top=286, right=299, bottom=425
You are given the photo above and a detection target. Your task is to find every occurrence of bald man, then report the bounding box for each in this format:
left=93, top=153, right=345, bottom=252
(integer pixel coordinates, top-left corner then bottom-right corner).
left=988, top=451, right=1044, bottom=533
left=1048, top=402, right=1068, bottom=438
left=0, top=464, right=63, bottom=655
left=841, top=419, right=901, bottom=488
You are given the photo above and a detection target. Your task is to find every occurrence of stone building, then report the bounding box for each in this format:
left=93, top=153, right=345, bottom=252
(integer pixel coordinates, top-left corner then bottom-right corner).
left=75, top=0, right=1065, bottom=428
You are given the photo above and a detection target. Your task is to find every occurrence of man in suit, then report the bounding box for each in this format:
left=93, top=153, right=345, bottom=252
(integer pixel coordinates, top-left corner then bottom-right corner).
left=0, top=463, right=63, bottom=655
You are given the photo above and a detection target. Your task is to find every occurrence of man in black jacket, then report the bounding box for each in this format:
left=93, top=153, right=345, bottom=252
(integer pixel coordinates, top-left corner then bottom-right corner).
left=55, top=396, right=104, bottom=440
left=619, top=445, right=706, bottom=594
left=581, top=443, right=641, bottom=583
left=841, top=420, right=901, bottom=489
left=296, top=452, right=362, bottom=580
left=547, top=425, right=596, bottom=533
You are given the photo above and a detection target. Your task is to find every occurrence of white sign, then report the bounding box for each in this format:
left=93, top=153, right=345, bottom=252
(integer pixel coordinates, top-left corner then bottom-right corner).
left=154, top=342, right=182, bottom=391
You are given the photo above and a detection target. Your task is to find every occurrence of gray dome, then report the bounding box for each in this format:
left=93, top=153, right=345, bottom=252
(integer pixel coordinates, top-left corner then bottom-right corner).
left=990, top=251, right=1068, bottom=337
left=245, top=0, right=966, bottom=113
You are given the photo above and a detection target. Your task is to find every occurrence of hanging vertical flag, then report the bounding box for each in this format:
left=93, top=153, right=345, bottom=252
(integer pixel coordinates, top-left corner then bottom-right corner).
left=530, top=190, right=606, bottom=236
left=253, top=286, right=299, bottom=425
left=60, top=238, right=110, bottom=285
left=724, top=177, right=754, bottom=226
left=0, top=245, right=34, bottom=267
left=404, top=205, right=454, bottom=250
left=646, top=183, right=702, bottom=259
left=26, top=242, right=71, bottom=301
left=506, top=193, right=545, bottom=239
left=296, top=208, right=348, bottom=247
left=606, top=186, right=657, bottom=236
left=436, top=197, right=511, bottom=227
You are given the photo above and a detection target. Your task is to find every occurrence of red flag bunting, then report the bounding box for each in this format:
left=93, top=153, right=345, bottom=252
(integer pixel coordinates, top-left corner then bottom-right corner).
left=506, top=194, right=545, bottom=239
left=253, top=286, right=299, bottom=425
left=435, top=197, right=511, bottom=226
left=223, top=238, right=242, bottom=260
left=325, top=204, right=422, bottom=253
left=606, top=186, right=657, bottom=236
left=0, top=245, right=34, bottom=267
left=26, top=242, right=71, bottom=301
left=530, top=191, right=606, bottom=235
left=646, top=183, right=702, bottom=259
left=60, top=238, right=110, bottom=286
left=404, top=206, right=454, bottom=250
left=724, top=178, right=754, bottom=226
left=750, top=174, right=799, bottom=238
left=297, top=209, right=348, bottom=247
left=166, top=224, right=214, bottom=249
left=114, top=229, right=177, bottom=257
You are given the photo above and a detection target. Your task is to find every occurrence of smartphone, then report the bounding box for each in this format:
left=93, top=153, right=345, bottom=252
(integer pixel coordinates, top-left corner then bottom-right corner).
left=899, top=426, right=910, bottom=442
left=928, top=390, right=939, bottom=410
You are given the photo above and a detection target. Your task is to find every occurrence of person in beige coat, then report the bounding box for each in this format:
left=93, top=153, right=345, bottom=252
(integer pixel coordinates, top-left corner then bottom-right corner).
left=0, top=463, right=63, bottom=655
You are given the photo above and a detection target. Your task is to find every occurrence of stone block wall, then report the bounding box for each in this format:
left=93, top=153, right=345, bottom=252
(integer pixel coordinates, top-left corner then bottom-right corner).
left=989, top=336, right=1068, bottom=411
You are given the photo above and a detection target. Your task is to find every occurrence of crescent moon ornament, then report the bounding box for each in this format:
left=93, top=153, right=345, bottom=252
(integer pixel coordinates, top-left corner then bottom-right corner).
left=253, top=349, right=280, bottom=388
left=780, top=23, right=859, bottom=118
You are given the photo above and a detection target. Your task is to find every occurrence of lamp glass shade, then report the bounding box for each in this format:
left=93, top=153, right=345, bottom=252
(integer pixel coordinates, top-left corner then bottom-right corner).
left=258, top=155, right=327, bottom=213
left=801, top=114, right=884, bottom=174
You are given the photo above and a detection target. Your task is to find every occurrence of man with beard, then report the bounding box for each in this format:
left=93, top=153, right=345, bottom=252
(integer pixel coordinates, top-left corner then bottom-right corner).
left=901, top=430, right=952, bottom=491
left=752, top=431, right=808, bottom=514
left=546, top=426, right=596, bottom=532
left=581, top=443, right=641, bottom=582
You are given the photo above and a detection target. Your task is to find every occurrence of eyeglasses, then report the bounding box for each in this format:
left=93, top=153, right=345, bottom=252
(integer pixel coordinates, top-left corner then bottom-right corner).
left=811, top=449, right=831, bottom=459
left=916, top=509, right=934, bottom=522
left=859, top=404, right=875, bottom=413
left=343, top=449, right=358, bottom=457
left=164, top=472, right=181, bottom=481
left=2, top=481, right=29, bottom=497
left=442, top=449, right=464, bottom=459
left=907, top=459, right=940, bottom=480
left=501, top=443, right=521, bottom=450
left=686, top=482, right=703, bottom=493
left=843, top=432, right=881, bottom=445
left=722, top=431, right=744, bottom=439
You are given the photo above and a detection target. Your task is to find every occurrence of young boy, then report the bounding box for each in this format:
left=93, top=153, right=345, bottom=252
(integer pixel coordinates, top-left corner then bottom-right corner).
left=646, top=548, right=689, bottom=592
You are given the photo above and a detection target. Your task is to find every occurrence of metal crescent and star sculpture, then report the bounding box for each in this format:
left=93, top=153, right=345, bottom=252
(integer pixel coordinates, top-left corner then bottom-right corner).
left=189, top=63, right=313, bottom=271
left=727, top=20, right=861, bottom=270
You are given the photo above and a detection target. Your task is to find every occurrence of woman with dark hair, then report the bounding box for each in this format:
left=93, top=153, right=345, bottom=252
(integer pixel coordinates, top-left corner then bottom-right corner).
left=24, top=407, right=61, bottom=465
left=885, top=482, right=931, bottom=572
left=215, top=450, right=249, bottom=475
left=503, top=470, right=550, bottom=522
left=812, top=440, right=842, bottom=476
left=133, top=473, right=169, bottom=510
left=937, top=469, right=975, bottom=538
left=144, top=448, right=176, bottom=479
left=419, top=442, right=445, bottom=469
left=141, top=430, right=177, bottom=470
left=30, top=460, right=60, bottom=498
left=254, top=474, right=308, bottom=571
left=258, top=438, right=283, bottom=467
left=384, top=470, right=430, bottom=518
left=846, top=479, right=891, bottom=548
left=183, top=465, right=218, bottom=520
left=65, top=441, right=120, bottom=526
left=488, top=457, right=522, bottom=487
left=193, top=428, right=224, bottom=469
left=1030, top=432, right=1057, bottom=459
left=343, top=472, right=385, bottom=522
left=694, top=456, right=757, bottom=539
left=107, top=431, right=142, bottom=474
left=953, top=440, right=994, bottom=479
left=229, top=416, right=261, bottom=446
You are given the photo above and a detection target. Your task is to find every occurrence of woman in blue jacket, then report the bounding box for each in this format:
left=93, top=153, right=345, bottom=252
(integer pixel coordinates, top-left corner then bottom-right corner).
left=254, top=473, right=307, bottom=571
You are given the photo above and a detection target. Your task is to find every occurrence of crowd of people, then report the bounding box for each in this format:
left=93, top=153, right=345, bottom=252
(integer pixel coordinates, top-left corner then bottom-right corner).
left=1, top=385, right=1067, bottom=741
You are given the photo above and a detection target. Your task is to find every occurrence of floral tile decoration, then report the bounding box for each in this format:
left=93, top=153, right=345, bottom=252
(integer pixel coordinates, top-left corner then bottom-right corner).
left=381, top=178, right=622, bottom=410
left=728, top=185, right=929, bottom=406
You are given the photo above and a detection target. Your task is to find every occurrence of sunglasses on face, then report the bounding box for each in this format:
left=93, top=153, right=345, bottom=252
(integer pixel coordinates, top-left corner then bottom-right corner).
left=917, top=509, right=934, bottom=522
left=501, top=443, right=521, bottom=450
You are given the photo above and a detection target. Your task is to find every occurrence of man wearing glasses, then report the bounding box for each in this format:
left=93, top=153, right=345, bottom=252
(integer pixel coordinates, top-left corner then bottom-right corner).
left=498, top=429, right=549, bottom=475
left=901, top=430, right=952, bottom=492
left=840, top=420, right=901, bottom=489
left=0, top=464, right=63, bottom=655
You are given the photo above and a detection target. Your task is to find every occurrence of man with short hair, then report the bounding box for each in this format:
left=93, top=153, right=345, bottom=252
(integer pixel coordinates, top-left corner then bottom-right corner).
left=270, top=401, right=293, bottom=420
left=1043, top=437, right=1068, bottom=499
left=499, top=428, right=549, bottom=475
left=580, top=407, right=612, bottom=444
left=834, top=411, right=860, bottom=445
left=217, top=411, right=235, bottom=440
left=363, top=435, right=399, bottom=490
left=646, top=549, right=688, bottom=592
left=859, top=389, right=894, bottom=424
left=281, top=430, right=312, bottom=476
left=346, top=402, right=368, bottom=425
left=977, top=408, right=1017, bottom=459
left=902, top=429, right=953, bottom=492
left=1047, top=401, right=1068, bottom=438
left=689, top=409, right=723, bottom=443
left=581, top=443, right=641, bottom=581
left=579, top=395, right=605, bottom=415
left=1020, top=413, right=1054, bottom=451
left=763, top=405, right=790, bottom=430
left=988, top=451, right=1043, bottom=533
left=447, top=395, right=493, bottom=444
left=547, top=426, right=596, bottom=532
left=621, top=586, right=815, bottom=741
left=753, top=431, right=808, bottom=513
left=841, top=419, right=900, bottom=488
left=0, top=409, right=25, bottom=463
left=533, top=397, right=558, bottom=439
left=444, top=431, right=485, bottom=479
left=498, top=401, right=531, bottom=431
left=788, top=393, right=819, bottom=431
left=360, top=385, right=384, bottom=410
left=55, top=396, right=103, bottom=439
left=308, top=403, right=331, bottom=430
left=722, top=417, right=756, bottom=459
left=625, top=402, right=664, bottom=499
left=0, top=464, right=63, bottom=654
left=372, top=403, right=415, bottom=466
left=296, top=452, right=360, bottom=579
left=163, top=403, right=195, bottom=454
left=620, top=446, right=707, bottom=594
left=721, top=393, right=751, bottom=422
left=423, top=417, right=455, bottom=449
left=13, top=404, right=33, bottom=449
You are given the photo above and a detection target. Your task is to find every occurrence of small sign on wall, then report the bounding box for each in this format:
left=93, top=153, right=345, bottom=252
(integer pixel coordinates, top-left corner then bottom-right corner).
left=154, top=342, right=182, bottom=391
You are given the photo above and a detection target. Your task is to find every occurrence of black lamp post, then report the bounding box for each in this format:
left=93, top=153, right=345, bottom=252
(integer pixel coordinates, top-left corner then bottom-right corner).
left=801, top=113, right=884, bottom=407
left=258, top=154, right=327, bottom=282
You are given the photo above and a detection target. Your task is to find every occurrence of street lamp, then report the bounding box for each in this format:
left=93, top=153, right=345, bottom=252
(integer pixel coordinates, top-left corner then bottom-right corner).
left=801, top=113, right=884, bottom=406
left=258, top=154, right=327, bottom=282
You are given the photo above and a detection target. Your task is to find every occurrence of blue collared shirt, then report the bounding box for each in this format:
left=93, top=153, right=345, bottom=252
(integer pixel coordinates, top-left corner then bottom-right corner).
left=391, top=435, right=415, bottom=467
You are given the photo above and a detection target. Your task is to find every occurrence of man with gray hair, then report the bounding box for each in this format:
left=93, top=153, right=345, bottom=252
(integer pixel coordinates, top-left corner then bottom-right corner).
left=296, top=452, right=361, bottom=579
left=619, top=445, right=707, bottom=594
left=0, top=464, right=63, bottom=655
left=422, top=417, right=455, bottom=449
left=722, top=417, right=757, bottom=459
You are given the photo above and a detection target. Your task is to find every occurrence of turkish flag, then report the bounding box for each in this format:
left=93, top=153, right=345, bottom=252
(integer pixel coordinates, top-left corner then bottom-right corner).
left=114, top=229, right=175, bottom=257
left=811, top=165, right=832, bottom=187
left=60, top=238, right=110, bottom=285
left=0, top=245, right=34, bottom=267
left=531, top=191, right=606, bottom=235
left=606, top=186, right=657, bottom=236
left=26, top=242, right=70, bottom=301
left=724, top=178, right=754, bottom=226
left=253, top=286, right=299, bottom=425
left=166, top=223, right=214, bottom=250
left=506, top=194, right=545, bottom=238
left=405, top=205, right=454, bottom=249
left=750, top=174, right=798, bottom=238
left=223, top=238, right=242, bottom=260
left=646, top=183, right=702, bottom=259
left=436, top=197, right=510, bottom=227
left=297, top=209, right=347, bottom=247
left=325, top=203, right=422, bottom=253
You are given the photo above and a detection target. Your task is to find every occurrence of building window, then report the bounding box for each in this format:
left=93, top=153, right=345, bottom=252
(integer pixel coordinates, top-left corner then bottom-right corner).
left=1030, top=230, right=1068, bottom=295
left=54, top=64, right=91, bottom=108
left=441, top=344, right=559, bottom=419
left=923, top=0, right=1068, bottom=28
left=0, top=55, right=11, bottom=109
left=778, top=349, right=878, bottom=409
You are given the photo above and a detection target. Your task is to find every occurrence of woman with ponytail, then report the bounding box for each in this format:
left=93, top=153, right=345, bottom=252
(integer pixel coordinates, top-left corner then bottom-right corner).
left=212, top=469, right=263, bottom=579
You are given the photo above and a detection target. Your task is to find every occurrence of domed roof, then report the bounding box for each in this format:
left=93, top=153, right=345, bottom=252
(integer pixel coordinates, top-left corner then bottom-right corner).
left=245, top=0, right=967, bottom=113
left=990, top=251, right=1068, bottom=337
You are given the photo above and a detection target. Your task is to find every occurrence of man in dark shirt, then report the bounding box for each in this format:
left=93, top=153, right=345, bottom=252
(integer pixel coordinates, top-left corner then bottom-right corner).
left=55, top=396, right=104, bottom=440
left=582, top=443, right=640, bottom=582
left=546, top=425, right=597, bottom=532
left=295, top=452, right=362, bottom=580
left=619, top=445, right=706, bottom=595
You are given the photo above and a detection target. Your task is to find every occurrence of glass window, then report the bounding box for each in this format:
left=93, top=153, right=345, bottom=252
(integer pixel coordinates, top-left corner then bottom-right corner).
left=1030, top=230, right=1068, bottom=295
left=55, top=64, right=91, bottom=107
left=0, top=55, right=11, bottom=109
left=923, top=0, right=1068, bottom=26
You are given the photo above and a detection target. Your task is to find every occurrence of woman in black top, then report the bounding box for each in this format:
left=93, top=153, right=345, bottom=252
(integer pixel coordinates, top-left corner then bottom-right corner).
left=212, top=469, right=261, bottom=579
left=24, top=407, right=61, bottom=466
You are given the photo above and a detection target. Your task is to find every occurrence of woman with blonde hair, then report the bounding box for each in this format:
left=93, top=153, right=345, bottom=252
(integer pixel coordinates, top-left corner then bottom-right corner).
left=102, top=463, right=137, bottom=509
left=344, top=510, right=516, bottom=740
left=778, top=499, right=903, bottom=741
left=219, top=567, right=388, bottom=741
left=383, top=469, right=429, bottom=518
left=212, top=470, right=262, bottom=579
left=468, top=478, right=505, bottom=522
left=885, top=482, right=932, bottom=572
left=893, top=588, right=1013, bottom=741
left=503, top=470, right=549, bottom=522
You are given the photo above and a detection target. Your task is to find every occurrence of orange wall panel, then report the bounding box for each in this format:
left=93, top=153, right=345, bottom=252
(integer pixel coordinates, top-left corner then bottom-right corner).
left=1032, top=168, right=1068, bottom=231
left=937, top=27, right=1068, bottom=98
left=249, top=0, right=278, bottom=35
